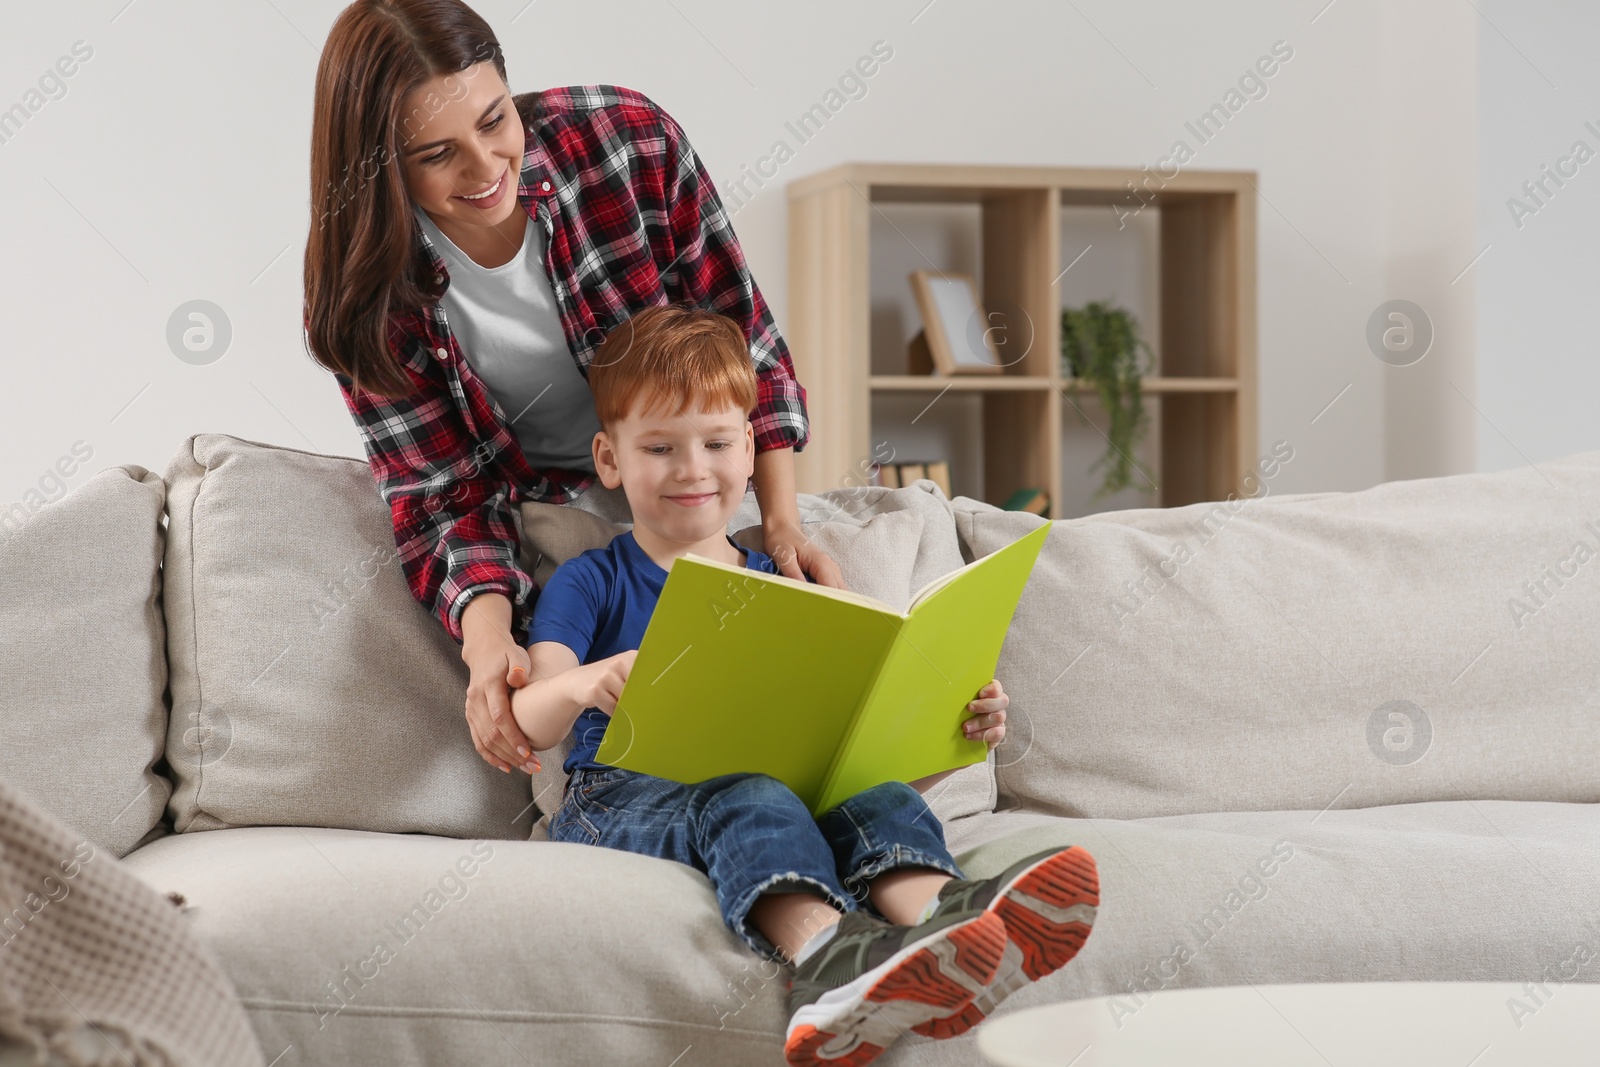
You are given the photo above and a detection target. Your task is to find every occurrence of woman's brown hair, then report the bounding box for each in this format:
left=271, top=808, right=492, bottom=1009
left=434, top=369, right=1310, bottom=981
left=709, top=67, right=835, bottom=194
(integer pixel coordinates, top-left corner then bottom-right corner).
left=302, top=0, right=513, bottom=399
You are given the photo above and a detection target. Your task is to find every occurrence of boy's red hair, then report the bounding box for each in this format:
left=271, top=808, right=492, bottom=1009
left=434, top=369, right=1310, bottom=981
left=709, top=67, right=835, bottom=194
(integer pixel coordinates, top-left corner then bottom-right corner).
left=586, top=305, right=758, bottom=432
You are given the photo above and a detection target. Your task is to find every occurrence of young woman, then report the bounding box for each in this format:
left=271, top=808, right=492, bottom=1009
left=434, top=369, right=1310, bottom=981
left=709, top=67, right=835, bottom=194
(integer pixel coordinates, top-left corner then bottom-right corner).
left=301, top=0, right=842, bottom=778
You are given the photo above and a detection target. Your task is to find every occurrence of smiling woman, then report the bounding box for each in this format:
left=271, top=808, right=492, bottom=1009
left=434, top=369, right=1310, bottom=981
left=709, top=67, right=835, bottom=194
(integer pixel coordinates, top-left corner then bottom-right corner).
left=298, top=0, right=842, bottom=780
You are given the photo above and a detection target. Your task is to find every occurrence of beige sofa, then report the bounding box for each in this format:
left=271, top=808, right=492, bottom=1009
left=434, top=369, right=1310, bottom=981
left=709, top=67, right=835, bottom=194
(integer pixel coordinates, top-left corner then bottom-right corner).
left=4, top=432, right=1599, bottom=1066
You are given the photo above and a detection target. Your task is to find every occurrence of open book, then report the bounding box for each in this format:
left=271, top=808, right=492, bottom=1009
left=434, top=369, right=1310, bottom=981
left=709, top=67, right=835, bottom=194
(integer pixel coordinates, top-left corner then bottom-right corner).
left=594, top=522, right=1051, bottom=815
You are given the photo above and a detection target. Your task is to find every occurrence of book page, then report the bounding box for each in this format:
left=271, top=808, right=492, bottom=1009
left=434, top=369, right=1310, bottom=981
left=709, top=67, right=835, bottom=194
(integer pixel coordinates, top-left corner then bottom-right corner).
left=907, top=563, right=967, bottom=610
left=677, top=552, right=905, bottom=615
left=906, top=521, right=1051, bottom=610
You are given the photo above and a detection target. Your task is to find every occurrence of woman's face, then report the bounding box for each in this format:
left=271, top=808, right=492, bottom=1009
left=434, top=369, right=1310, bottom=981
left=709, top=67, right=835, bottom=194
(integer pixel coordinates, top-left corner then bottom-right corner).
left=399, top=61, right=525, bottom=235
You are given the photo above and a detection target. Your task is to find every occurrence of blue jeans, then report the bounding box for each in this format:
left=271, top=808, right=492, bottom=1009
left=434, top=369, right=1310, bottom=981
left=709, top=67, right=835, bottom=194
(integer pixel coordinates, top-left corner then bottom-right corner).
left=548, top=766, right=965, bottom=961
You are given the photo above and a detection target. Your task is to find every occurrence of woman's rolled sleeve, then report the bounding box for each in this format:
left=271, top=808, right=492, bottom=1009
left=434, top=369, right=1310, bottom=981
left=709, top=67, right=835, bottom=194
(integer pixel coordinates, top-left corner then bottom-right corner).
left=652, top=102, right=811, bottom=455
left=335, top=365, right=537, bottom=645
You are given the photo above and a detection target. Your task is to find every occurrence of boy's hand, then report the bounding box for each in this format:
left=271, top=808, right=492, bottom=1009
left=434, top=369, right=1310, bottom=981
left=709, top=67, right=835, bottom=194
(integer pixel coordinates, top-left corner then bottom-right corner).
left=572, top=649, right=637, bottom=716
left=962, top=679, right=1008, bottom=748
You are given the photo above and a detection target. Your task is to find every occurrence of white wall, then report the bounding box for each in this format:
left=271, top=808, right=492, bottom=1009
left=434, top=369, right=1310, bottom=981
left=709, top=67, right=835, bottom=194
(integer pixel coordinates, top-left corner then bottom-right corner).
left=1, top=0, right=1481, bottom=518
left=1476, top=1, right=1600, bottom=473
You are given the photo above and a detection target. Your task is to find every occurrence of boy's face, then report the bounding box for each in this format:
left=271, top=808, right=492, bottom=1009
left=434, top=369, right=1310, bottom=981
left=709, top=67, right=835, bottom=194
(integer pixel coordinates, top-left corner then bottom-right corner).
left=593, top=397, right=756, bottom=544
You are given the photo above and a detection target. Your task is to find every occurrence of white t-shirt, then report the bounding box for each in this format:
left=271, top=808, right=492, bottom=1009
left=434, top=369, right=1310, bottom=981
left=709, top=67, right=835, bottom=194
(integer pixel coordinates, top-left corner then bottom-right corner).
left=414, top=206, right=601, bottom=473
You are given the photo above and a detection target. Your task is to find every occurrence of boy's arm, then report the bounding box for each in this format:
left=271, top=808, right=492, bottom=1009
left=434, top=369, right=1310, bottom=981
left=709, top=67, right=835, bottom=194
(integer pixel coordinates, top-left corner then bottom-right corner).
left=517, top=555, right=618, bottom=753
left=511, top=641, right=590, bottom=753
left=908, top=768, right=959, bottom=794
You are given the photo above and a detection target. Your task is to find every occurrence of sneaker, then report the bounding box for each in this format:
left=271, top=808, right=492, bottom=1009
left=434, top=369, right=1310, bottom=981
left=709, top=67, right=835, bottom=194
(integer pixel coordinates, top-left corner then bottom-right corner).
left=910, top=845, right=1099, bottom=1039
left=784, top=907, right=1007, bottom=1066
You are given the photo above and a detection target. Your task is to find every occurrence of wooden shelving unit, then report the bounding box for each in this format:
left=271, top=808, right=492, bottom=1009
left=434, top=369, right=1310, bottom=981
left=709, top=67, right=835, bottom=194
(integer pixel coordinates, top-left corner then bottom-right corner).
left=785, top=163, right=1257, bottom=517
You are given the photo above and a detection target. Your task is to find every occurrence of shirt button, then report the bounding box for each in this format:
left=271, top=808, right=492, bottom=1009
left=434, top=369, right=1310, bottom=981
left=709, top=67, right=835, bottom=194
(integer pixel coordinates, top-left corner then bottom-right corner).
left=434, top=347, right=448, bottom=360
left=433, top=273, right=444, bottom=284
left=541, top=181, right=551, bottom=192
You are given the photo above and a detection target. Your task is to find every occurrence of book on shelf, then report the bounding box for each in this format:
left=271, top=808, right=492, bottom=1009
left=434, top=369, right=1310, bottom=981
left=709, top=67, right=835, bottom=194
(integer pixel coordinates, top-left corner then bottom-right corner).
left=593, top=523, right=1052, bottom=815
left=870, top=460, right=952, bottom=498
left=1001, top=487, right=1050, bottom=516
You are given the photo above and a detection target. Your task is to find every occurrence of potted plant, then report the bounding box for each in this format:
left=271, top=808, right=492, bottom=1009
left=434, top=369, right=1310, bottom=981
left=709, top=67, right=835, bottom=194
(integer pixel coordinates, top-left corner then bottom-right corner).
left=1060, top=301, right=1157, bottom=499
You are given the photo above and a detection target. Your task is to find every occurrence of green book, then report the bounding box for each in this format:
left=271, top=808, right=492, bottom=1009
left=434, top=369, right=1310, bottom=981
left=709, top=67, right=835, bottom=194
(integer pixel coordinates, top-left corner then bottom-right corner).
left=594, top=522, right=1051, bottom=815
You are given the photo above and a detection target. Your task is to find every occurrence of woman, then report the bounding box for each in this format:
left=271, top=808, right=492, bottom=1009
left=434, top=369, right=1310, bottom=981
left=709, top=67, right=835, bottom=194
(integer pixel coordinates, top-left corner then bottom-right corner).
left=302, top=0, right=843, bottom=779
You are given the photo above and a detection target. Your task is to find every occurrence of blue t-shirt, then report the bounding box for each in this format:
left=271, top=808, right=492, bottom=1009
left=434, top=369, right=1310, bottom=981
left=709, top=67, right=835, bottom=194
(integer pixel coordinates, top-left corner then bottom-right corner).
left=527, top=530, right=789, bottom=773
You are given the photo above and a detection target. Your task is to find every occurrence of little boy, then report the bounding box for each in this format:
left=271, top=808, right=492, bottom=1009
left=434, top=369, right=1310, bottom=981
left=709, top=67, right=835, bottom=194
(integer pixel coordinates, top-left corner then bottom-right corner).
left=512, top=305, right=1098, bottom=1066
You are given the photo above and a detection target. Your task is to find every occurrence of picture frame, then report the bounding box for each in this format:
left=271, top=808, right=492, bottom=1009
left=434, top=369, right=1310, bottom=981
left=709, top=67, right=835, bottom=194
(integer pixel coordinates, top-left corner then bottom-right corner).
left=908, top=270, right=1004, bottom=375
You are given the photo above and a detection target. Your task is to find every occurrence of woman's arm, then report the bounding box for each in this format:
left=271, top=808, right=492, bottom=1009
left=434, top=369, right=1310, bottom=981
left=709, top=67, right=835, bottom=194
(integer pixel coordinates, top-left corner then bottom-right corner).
left=457, top=593, right=537, bottom=770
left=332, top=353, right=536, bottom=645
left=642, top=99, right=846, bottom=586
left=753, top=446, right=845, bottom=588
left=333, top=346, right=537, bottom=774
left=650, top=102, right=809, bottom=461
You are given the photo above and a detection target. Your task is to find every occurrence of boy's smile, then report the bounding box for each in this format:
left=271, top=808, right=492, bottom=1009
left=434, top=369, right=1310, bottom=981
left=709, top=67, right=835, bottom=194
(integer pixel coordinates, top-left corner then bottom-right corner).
left=592, top=398, right=756, bottom=570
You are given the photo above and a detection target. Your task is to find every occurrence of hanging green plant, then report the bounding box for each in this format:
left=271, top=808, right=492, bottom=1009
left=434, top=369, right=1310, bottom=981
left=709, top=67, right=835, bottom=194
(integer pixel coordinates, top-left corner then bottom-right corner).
left=1060, top=301, right=1157, bottom=499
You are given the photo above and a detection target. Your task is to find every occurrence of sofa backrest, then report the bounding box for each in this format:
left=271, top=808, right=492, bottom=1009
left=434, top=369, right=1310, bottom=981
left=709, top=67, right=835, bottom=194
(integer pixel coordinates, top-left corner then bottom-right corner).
left=161, top=434, right=538, bottom=839
left=0, top=466, right=171, bottom=858
left=954, top=449, right=1600, bottom=820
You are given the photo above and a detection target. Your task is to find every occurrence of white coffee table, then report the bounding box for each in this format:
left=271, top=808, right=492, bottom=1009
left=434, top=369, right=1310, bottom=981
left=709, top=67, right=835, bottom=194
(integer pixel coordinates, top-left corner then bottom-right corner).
left=977, top=981, right=1600, bottom=1066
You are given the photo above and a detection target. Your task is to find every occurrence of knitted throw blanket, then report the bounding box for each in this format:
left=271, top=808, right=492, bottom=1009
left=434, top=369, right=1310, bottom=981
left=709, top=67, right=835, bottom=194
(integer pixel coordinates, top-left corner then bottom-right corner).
left=0, top=780, right=262, bottom=1067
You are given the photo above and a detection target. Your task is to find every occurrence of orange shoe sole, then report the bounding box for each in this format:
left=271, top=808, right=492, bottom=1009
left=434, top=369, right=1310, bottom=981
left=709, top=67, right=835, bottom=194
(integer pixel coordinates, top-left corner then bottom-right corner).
left=911, top=845, right=1099, bottom=1040
left=785, top=911, right=1007, bottom=1065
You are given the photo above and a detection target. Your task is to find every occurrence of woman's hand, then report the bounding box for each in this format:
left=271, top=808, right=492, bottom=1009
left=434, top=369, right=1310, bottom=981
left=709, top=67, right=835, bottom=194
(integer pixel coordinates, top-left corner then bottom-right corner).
left=962, top=679, right=1008, bottom=748
left=461, top=632, right=540, bottom=775
left=764, top=520, right=846, bottom=589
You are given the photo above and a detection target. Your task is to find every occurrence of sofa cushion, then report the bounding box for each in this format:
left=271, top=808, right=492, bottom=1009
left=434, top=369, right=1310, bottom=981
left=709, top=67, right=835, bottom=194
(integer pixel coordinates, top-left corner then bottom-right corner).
left=119, top=827, right=797, bottom=1065
left=518, top=480, right=996, bottom=831
left=0, top=465, right=170, bottom=858
left=118, top=824, right=1006, bottom=1067
left=160, top=434, right=536, bottom=839
left=117, top=799, right=1595, bottom=1067
left=953, top=449, right=1600, bottom=820
left=941, top=799, right=1600, bottom=1012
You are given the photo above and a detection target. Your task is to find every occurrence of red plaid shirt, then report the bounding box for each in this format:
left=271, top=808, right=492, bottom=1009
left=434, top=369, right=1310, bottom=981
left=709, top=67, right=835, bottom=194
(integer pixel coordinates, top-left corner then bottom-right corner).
left=327, top=85, right=810, bottom=645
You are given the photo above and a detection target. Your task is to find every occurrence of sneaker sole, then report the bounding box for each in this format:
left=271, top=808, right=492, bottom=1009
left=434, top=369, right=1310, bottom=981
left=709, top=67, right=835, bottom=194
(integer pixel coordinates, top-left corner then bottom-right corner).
left=785, top=910, right=1007, bottom=1066
left=911, top=845, right=1099, bottom=1039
